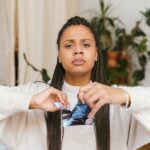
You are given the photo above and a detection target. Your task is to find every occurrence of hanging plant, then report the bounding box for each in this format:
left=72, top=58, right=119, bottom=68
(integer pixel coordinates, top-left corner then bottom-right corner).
left=23, top=53, right=50, bottom=82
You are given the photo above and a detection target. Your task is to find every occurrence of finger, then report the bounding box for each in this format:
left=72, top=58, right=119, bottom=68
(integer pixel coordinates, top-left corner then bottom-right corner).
left=78, top=83, right=93, bottom=103
left=52, top=90, right=70, bottom=109
left=84, top=91, right=102, bottom=108
left=48, top=88, right=70, bottom=109
left=80, top=82, right=93, bottom=92
left=49, top=87, right=64, bottom=103
left=43, top=99, right=60, bottom=112
left=78, top=89, right=85, bottom=104
left=83, top=87, right=100, bottom=102
left=62, top=92, right=70, bottom=109
left=88, top=99, right=106, bottom=119
left=54, top=91, right=64, bottom=104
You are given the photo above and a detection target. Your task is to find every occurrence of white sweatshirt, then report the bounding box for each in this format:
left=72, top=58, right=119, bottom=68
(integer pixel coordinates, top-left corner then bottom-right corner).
left=0, top=82, right=150, bottom=150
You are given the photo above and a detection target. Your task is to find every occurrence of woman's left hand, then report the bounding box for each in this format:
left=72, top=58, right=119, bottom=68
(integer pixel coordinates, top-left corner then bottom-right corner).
left=78, top=82, right=127, bottom=118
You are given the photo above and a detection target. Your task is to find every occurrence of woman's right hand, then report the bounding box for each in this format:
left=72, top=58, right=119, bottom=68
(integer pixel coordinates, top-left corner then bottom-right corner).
left=30, top=87, right=69, bottom=112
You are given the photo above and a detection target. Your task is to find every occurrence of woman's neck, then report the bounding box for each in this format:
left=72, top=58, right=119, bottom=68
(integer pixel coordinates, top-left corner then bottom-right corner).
left=64, top=74, right=91, bottom=86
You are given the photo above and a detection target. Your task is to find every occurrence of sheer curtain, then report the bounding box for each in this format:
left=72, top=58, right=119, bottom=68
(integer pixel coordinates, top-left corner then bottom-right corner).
left=17, top=0, right=78, bottom=84
left=0, top=0, right=77, bottom=85
left=0, top=0, right=16, bottom=86
left=0, top=1, right=78, bottom=149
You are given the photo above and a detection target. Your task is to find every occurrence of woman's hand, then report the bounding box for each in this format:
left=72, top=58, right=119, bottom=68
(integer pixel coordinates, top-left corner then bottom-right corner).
left=30, top=87, right=69, bottom=112
left=78, top=82, right=128, bottom=118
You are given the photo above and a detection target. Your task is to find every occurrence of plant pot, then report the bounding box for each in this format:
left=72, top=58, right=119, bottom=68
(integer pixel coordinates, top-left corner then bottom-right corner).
left=107, top=51, right=119, bottom=67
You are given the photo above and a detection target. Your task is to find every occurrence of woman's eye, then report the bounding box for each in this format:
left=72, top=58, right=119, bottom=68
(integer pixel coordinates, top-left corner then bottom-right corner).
left=65, top=44, right=72, bottom=49
left=83, top=43, right=90, bottom=48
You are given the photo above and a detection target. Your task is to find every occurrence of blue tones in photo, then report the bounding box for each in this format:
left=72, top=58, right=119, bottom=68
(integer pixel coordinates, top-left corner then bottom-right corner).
left=62, top=102, right=93, bottom=126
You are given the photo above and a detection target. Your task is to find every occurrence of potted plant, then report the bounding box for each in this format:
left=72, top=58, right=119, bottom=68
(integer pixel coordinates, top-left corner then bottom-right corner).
left=89, top=0, right=149, bottom=85
left=90, top=0, right=129, bottom=85
left=90, top=0, right=122, bottom=51
left=114, top=20, right=149, bottom=85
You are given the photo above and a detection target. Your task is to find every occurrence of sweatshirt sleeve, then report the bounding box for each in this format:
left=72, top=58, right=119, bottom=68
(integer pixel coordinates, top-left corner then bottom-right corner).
left=120, top=86, right=150, bottom=130
left=0, top=82, right=48, bottom=120
left=0, top=82, right=49, bottom=148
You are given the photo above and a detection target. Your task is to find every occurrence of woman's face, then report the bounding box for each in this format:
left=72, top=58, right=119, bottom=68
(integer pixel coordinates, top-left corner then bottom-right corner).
left=58, top=25, right=98, bottom=78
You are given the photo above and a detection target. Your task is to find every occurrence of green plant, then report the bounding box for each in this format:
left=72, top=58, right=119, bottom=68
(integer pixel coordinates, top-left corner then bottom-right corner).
left=90, top=0, right=149, bottom=85
left=90, top=0, right=122, bottom=51
left=114, top=21, right=149, bottom=85
left=23, top=53, right=50, bottom=82
left=141, top=8, right=150, bottom=26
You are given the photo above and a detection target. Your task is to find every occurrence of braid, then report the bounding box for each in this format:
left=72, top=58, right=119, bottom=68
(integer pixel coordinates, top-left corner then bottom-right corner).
left=46, top=16, right=110, bottom=150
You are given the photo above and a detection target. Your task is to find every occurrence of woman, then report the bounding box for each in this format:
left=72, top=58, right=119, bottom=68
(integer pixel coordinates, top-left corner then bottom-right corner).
left=0, top=16, right=149, bottom=150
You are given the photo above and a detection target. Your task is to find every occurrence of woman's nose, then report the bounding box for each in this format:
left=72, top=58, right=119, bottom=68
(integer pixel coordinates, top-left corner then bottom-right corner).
left=73, top=46, right=83, bottom=55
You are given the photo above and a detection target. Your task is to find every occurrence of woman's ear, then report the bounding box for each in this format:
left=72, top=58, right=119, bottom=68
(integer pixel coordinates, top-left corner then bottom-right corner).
left=95, top=52, right=98, bottom=61
left=58, top=57, right=61, bottom=63
left=58, top=52, right=61, bottom=63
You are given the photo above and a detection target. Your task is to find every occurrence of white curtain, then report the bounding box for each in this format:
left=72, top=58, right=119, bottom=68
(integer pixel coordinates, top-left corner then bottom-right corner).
left=17, top=0, right=78, bottom=84
left=0, top=0, right=16, bottom=86
left=0, top=0, right=77, bottom=85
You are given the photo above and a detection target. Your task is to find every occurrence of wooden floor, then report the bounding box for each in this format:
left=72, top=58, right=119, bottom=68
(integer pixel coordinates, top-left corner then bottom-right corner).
left=138, top=143, right=150, bottom=150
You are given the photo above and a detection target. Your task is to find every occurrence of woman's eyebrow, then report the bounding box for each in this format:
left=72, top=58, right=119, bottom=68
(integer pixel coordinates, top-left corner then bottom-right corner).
left=63, top=39, right=93, bottom=43
left=63, top=39, right=74, bottom=43
left=82, top=39, right=93, bottom=42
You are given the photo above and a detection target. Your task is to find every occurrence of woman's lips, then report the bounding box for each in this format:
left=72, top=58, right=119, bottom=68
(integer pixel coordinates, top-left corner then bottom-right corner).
left=72, top=59, right=85, bottom=65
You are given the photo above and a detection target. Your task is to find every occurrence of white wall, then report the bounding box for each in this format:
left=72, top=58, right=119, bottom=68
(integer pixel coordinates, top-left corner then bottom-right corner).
left=73, top=0, right=150, bottom=85
left=75, top=0, right=148, bottom=29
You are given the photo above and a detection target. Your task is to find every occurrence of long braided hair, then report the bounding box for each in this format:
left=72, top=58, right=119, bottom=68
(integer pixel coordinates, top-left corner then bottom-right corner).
left=46, top=16, right=110, bottom=150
